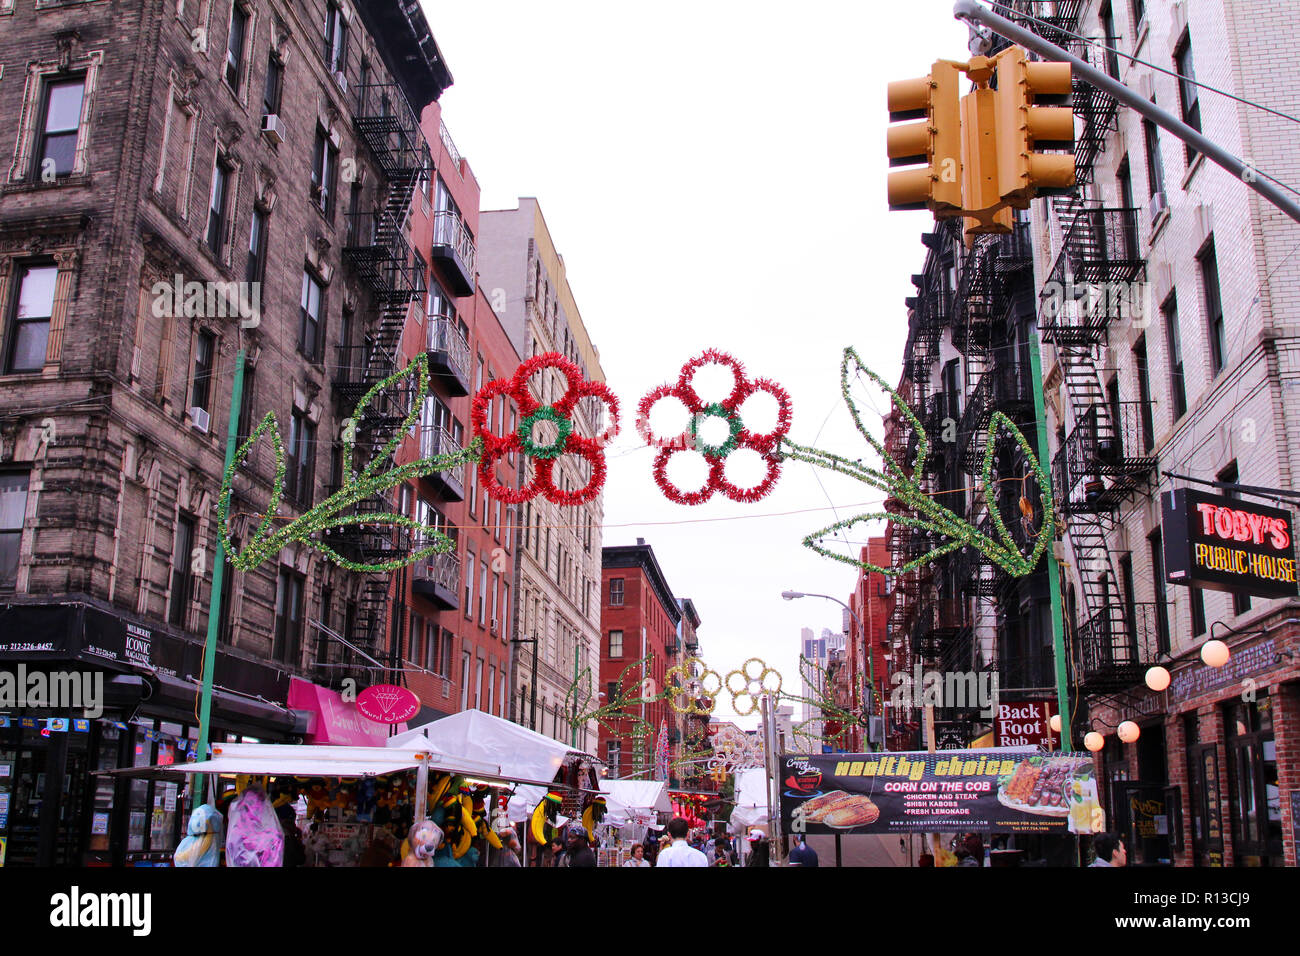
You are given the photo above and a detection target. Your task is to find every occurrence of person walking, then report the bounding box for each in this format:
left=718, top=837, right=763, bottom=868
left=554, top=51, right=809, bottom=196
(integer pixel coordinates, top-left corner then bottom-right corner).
left=787, top=835, right=819, bottom=867
left=656, top=817, right=709, bottom=867
left=744, top=829, right=770, bottom=867
left=563, top=825, right=597, bottom=867
left=1088, top=833, right=1127, bottom=867
left=622, top=843, right=652, bottom=867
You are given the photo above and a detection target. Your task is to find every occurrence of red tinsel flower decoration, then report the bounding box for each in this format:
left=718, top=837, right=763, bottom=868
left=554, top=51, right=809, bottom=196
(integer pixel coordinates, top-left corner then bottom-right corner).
left=471, top=352, right=620, bottom=506
left=637, top=349, right=792, bottom=505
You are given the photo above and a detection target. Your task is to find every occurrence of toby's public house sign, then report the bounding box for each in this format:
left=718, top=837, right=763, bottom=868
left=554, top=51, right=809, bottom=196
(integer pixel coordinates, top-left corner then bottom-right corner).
left=1162, top=489, right=1298, bottom=598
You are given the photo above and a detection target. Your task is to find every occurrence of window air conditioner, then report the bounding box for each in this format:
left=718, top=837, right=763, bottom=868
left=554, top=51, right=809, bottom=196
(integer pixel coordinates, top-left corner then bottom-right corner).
left=1149, top=191, right=1168, bottom=223
left=189, top=407, right=211, bottom=433
left=261, top=114, right=285, bottom=145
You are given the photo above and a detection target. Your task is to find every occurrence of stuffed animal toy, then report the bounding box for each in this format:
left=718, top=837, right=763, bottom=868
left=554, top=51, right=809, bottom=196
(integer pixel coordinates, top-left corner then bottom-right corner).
left=401, top=820, right=443, bottom=867
left=226, top=785, right=285, bottom=867
left=174, top=804, right=223, bottom=867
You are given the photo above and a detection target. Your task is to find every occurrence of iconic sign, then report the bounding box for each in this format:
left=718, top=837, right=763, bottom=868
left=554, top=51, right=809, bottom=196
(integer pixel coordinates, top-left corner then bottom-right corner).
left=780, top=750, right=1102, bottom=835
left=994, top=701, right=1059, bottom=749
left=356, top=684, right=420, bottom=724
left=1162, top=489, right=1298, bottom=598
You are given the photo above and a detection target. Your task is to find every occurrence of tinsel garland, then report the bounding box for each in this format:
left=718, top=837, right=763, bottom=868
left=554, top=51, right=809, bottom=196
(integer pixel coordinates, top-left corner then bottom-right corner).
left=783, top=654, right=868, bottom=749
left=215, top=353, right=482, bottom=573
left=638, top=349, right=793, bottom=505
left=472, top=352, right=619, bottom=507
left=564, top=655, right=660, bottom=738
left=664, top=658, right=722, bottom=716
left=724, top=657, right=782, bottom=717
left=779, top=347, right=1055, bottom=579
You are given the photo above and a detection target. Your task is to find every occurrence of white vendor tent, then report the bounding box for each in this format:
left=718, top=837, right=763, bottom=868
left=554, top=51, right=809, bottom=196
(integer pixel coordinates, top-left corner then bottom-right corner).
left=599, top=779, right=671, bottom=819
left=729, top=767, right=771, bottom=830
left=389, top=710, right=602, bottom=821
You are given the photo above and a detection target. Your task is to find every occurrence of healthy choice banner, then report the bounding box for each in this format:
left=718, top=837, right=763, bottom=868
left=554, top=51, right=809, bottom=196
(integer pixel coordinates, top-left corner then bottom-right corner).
left=780, top=751, right=1101, bottom=834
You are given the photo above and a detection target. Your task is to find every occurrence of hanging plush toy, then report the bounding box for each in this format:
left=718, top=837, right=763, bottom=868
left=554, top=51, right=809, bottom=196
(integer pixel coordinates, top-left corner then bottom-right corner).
left=174, top=804, right=223, bottom=867
left=226, top=785, right=285, bottom=867
left=400, top=820, right=443, bottom=867
left=530, top=791, right=564, bottom=847
left=581, top=796, right=607, bottom=842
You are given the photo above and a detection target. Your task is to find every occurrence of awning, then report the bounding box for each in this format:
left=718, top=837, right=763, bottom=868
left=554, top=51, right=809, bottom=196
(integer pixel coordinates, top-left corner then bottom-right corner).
left=599, top=779, right=671, bottom=813
left=97, top=741, right=573, bottom=791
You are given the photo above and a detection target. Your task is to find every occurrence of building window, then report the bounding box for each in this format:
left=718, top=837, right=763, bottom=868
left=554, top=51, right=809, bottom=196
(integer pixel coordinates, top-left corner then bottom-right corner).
left=609, top=578, right=624, bottom=606
left=246, top=207, right=269, bottom=286
left=1143, top=119, right=1165, bottom=198
left=5, top=263, right=57, bottom=373
left=311, top=127, right=338, bottom=218
left=1162, top=294, right=1187, bottom=421
left=225, top=3, right=249, bottom=92
left=169, top=513, right=195, bottom=627
left=464, top=546, right=474, bottom=619
left=35, top=77, right=85, bottom=180
left=440, top=629, right=454, bottom=678
left=235, top=357, right=256, bottom=443
left=205, top=156, right=232, bottom=255
left=606, top=741, right=620, bottom=778
left=478, top=558, right=488, bottom=626
left=262, top=53, right=283, bottom=120
left=1149, top=529, right=1170, bottom=655
left=460, top=650, right=471, bottom=710
left=474, top=658, right=483, bottom=710
left=0, top=473, right=29, bottom=589
left=1199, top=240, right=1226, bottom=376
left=609, top=629, right=624, bottom=658
left=285, top=408, right=315, bottom=506
left=274, top=566, right=305, bottom=664
left=1133, top=336, right=1155, bottom=452
left=1174, top=33, right=1201, bottom=163
left=1190, top=584, right=1206, bottom=636
left=324, top=2, right=348, bottom=74
left=1100, top=3, right=1120, bottom=79
left=189, top=329, right=215, bottom=414
left=1131, top=0, right=1146, bottom=32
left=299, top=270, right=324, bottom=361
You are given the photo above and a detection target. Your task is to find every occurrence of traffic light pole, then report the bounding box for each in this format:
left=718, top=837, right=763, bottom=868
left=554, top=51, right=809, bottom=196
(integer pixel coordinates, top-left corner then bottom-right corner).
left=953, top=0, right=1300, bottom=226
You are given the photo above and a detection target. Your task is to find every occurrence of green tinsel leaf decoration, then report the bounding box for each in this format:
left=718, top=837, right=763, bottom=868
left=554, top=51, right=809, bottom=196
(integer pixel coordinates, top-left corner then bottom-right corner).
left=781, top=347, right=1056, bottom=579
left=216, top=353, right=484, bottom=574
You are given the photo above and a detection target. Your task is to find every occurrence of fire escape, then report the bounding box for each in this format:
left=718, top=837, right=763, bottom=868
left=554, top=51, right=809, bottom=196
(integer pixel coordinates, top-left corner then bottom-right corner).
left=318, top=81, right=433, bottom=687
left=1006, top=6, right=1162, bottom=694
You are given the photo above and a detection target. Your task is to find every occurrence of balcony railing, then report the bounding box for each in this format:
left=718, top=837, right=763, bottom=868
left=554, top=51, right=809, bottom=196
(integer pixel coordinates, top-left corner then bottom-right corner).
left=1073, top=602, right=1164, bottom=693
left=426, top=314, right=471, bottom=397
left=430, top=210, right=476, bottom=296
left=1053, top=401, right=1157, bottom=511
left=343, top=210, right=425, bottom=303
left=353, top=82, right=432, bottom=181
left=419, top=425, right=465, bottom=501
left=412, top=550, right=461, bottom=610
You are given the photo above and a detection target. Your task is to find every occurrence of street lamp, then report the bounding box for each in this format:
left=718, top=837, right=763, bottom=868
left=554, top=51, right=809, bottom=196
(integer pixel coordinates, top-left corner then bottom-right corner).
left=782, top=590, right=879, bottom=751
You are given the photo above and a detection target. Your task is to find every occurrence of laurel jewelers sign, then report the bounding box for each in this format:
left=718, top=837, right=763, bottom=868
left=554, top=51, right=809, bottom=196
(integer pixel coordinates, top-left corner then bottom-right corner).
left=1161, top=489, right=1298, bottom=598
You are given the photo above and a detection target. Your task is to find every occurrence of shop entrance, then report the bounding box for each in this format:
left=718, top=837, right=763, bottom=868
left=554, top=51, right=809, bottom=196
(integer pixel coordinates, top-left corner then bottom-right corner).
left=1224, top=694, right=1282, bottom=866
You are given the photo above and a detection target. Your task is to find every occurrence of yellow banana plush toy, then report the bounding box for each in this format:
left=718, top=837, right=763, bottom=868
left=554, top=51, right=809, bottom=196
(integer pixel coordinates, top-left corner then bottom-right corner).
left=581, top=796, right=607, bottom=842
left=530, top=791, right=564, bottom=846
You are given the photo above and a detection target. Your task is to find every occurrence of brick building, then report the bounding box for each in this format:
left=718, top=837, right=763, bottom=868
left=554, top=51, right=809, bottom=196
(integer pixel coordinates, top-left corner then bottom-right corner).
left=1004, top=0, right=1300, bottom=868
left=600, top=539, right=680, bottom=778
left=847, top=537, right=890, bottom=751
left=0, top=0, right=452, bottom=864
left=477, top=198, right=607, bottom=751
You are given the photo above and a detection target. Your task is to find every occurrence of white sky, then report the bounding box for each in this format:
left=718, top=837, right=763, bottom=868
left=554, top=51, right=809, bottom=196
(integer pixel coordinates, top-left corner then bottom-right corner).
left=422, top=0, right=971, bottom=727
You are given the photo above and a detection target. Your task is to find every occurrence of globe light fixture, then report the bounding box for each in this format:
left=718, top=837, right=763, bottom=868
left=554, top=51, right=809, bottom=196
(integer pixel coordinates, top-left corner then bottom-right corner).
left=1083, top=731, right=1104, bottom=752
left=1117, top=721, right=1141, bottom=743
left=1049, top=714, right=1062, bottom=733
left=1145, top=666, right=1171, bottom=692
left=1201, top=639, right=1230, bottom=668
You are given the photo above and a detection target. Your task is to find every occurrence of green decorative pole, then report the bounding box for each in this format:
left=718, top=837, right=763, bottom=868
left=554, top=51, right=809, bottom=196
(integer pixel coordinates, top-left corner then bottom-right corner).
left=192, top=350, right=245, bottom=812
left=1026, top=329, right=1071, bottom=750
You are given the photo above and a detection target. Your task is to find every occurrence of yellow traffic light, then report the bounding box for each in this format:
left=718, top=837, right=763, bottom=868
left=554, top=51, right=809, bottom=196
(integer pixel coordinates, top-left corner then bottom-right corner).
left=886, top=62, right=963, bottom=214
left=993, top=47, right=1076, bottom=206
left=959, top=57, right=1014, bottom=237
